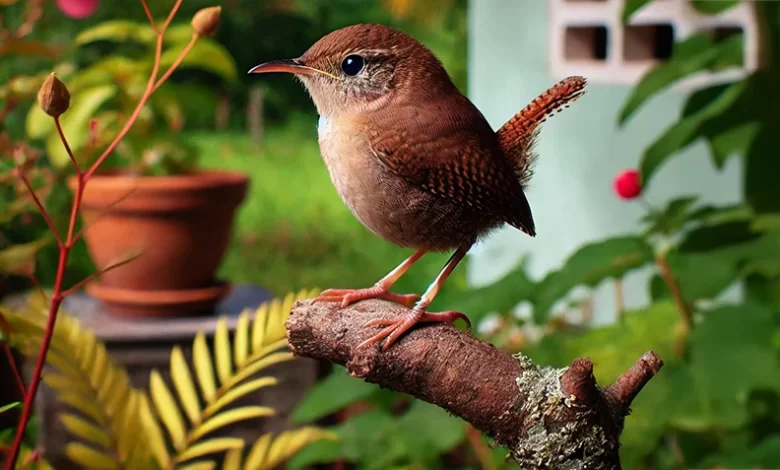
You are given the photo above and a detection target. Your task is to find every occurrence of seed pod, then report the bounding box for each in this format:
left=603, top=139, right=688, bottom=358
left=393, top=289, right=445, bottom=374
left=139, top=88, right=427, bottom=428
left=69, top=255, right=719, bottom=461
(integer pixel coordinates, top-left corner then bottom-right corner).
left=37, top=74, right=70, bottom=118
left=191, top=6, right=221, bottom=37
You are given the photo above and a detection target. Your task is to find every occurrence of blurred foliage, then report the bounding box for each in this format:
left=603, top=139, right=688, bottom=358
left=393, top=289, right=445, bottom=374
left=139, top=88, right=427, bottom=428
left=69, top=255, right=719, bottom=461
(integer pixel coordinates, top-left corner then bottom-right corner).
left=0, top=289, right=334, bottom=469
left=18, top=19, right=238, bottom=174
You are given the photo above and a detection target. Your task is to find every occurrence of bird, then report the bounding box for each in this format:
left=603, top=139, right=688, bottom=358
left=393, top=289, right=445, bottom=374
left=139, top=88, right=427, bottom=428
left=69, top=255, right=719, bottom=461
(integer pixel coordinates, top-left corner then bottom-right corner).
left=249, top=23, right=586, bottom=351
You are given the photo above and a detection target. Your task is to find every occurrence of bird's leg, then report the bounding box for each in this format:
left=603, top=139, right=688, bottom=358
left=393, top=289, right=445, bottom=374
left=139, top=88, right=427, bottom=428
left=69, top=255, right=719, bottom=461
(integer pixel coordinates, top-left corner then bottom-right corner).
left=314, top=249, right=426, bottom=308
left=358, top=245, right=471, bottom=351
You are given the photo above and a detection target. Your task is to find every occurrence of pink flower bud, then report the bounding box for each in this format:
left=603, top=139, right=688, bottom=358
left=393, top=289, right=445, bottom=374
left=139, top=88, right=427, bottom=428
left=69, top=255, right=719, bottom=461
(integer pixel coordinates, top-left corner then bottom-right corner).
left=56, top=0, right=99, bottom=19
left=613, top=169, right=642, bottom=200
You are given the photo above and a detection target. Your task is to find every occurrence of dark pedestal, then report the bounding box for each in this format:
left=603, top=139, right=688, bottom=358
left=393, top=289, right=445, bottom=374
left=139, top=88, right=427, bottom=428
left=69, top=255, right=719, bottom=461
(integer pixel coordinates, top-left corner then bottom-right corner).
left=16, top=285, right=320, bottom=469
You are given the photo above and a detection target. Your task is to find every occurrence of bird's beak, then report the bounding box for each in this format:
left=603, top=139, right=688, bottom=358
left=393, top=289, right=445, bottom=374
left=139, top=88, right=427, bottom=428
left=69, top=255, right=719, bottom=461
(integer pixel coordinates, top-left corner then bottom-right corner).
left=247, top=58, right=338, bottom=80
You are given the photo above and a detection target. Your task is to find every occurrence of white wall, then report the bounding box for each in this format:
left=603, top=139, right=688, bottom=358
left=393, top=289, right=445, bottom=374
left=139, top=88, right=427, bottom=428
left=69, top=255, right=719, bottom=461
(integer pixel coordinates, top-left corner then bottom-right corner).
left=466, top=0, right=743, bottom=324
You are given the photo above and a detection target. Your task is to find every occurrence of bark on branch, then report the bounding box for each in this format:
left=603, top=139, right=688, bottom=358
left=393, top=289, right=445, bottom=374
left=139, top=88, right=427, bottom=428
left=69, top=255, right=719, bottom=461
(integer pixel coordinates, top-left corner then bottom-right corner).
left=286, top=299, right=663, bottom=470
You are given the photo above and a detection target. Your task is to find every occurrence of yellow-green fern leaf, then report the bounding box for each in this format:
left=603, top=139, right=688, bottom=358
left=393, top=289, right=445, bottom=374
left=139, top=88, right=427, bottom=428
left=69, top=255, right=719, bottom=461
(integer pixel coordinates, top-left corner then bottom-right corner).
left=250, top=303, right=269, bottom=351
left=243, top=427, right=337, bottom=470
left=170, top=346, right=201, bottom=424
left=223, top=447, right=243, bottom=470
left=4, top=300, right=152, bottom=469
left=60, top=414, right=111, bottom=448
left=140, top=289, right=316, bottom=469
left=177, top=437, right=244, bottom=463
left=140, top=392, right=170, bottom=468
left=193, top=332, right=217, bottom=402
left=206, top=377, right=278, bottom=415
left=214, top=317, right=233, bottom=384
left=150, top=369, right=187, bottom=450
left=65, top=443, right=117, bottom=469
left=234, top=309, right=250, bottom=367
left=189, top=406, right=275, bottom=442
left=176, top=462, right=216, bottom=470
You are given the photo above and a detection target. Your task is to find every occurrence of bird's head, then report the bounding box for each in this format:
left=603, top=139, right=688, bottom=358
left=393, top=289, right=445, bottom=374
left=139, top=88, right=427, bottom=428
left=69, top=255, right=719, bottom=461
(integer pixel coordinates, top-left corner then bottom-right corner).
left=248, top=23, right=456, bottom=119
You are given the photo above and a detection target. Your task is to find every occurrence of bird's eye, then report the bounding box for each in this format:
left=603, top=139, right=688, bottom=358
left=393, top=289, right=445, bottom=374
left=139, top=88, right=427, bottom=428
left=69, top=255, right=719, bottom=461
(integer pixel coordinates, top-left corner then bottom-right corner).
left=341, top=55, right=365, bottom=76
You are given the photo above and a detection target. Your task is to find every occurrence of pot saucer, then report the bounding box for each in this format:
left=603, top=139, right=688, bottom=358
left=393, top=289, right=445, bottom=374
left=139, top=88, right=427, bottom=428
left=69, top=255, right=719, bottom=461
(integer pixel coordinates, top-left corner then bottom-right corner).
left=85, top=282, right=232, bottom=318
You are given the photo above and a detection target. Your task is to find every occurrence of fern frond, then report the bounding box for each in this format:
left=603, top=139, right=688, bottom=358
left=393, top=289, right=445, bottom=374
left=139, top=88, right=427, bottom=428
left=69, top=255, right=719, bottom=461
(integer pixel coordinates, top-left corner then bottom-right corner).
left=143, top=289, right=319, bottom=469
left=4, top=298, right=154, bottom=469
left=223, top=427, right=338, bottom=470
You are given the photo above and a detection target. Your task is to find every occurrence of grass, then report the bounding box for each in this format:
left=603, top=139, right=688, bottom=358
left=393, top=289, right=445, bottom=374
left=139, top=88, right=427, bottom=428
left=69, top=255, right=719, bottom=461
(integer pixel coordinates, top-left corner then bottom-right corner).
left=192, top=118, right=469, bottom=298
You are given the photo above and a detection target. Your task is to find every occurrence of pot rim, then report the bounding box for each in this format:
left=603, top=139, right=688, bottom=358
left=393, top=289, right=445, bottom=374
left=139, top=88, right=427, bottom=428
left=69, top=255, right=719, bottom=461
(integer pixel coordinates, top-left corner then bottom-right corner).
left=66, top=169, right=249, bottom=191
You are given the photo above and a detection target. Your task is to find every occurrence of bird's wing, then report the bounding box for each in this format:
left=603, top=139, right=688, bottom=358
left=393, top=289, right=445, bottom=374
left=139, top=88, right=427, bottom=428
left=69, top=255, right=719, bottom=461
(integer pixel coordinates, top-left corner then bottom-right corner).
left=366, top=97, right=535, bottom=235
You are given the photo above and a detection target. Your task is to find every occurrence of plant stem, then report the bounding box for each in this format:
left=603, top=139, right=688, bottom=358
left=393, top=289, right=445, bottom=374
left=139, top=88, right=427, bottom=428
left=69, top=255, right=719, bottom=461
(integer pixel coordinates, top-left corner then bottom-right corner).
left=83, top=0, right=184, bottom=181
left=614, top=278, right=625, bottom=319
left=16, top=173, right=61, bottom=246
left=3, top=343, right=25, bottom=398
left=655, top=253, right=693, bottom=331
left=4, top=0, right=192, bottom=465
left=152, top=34, right=198, bottom=93
left=54, top=117, right=80, bottom=177
left=4, top=247, right=69, bottom=470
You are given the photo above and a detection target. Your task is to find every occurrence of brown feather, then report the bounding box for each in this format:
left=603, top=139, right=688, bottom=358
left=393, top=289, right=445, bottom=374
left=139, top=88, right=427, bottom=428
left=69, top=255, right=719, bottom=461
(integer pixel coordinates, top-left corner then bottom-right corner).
left=497, top=76, right=587, bottom=187
left=366, top=91, right=536, bottom=236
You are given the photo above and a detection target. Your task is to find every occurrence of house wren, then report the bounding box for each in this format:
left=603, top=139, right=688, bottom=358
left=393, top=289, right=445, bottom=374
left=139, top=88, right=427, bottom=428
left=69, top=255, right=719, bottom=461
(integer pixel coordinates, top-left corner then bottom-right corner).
left=250, top=24, right=586, bottom=350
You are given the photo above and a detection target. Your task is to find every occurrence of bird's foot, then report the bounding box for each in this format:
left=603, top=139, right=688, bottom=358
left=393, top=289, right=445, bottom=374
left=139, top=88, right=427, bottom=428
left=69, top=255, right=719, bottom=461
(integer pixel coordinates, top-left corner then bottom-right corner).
left=357, top=302, right=471, bottom=351
left=314, top=285, right=420, bottom=308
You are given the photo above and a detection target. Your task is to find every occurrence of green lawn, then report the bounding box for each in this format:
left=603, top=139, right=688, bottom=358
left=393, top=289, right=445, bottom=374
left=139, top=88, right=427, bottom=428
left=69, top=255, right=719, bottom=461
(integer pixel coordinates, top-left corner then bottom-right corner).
left=191, top=121, right=469, bottom=298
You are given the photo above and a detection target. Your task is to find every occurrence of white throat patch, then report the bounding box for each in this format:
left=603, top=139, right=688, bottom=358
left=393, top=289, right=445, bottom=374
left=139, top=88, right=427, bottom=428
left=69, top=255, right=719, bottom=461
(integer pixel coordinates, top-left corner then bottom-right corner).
left=317, top=115, right=331, bottom=137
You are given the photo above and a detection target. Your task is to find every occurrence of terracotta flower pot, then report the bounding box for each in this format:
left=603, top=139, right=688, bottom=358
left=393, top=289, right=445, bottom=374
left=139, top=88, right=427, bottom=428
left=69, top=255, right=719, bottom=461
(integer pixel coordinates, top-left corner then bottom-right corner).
left=67, top=170, right=249, bottom=317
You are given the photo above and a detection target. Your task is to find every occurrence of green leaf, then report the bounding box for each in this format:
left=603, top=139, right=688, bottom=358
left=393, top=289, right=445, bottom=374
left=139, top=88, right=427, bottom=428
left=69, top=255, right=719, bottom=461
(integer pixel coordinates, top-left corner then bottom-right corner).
left=396, top=401, right=465, bottom=461
left=0, top=402, right=20, bottom=414
left=26, top=102, right=55, bottom=140
left=689, top=0, right=740, bottom=15
left=292, top=367, right=379, bottom=423
left=707, top=32, right=744, bottom=71
left=669, top=303, right=780, bottom=430
left=698, top=435, right=780, bottom=468
left=0, top=238, right=50, bottom=277
left=44, top=84, right=117, bottom=168
left=680, top=220, right=758, bottom=253
left=622, top=0, right=654, bottom=23
left=746, top=123, right=780, bottom=213
left=752, top=214, right=780, bottom=232
left=664, top=250, right=738, bottom=301
left=533, top=236, right=654, bottom=322
left=618, top=34, right=718, bottom=125
left=641, top=195, right=699, bottom=235
left=158, top=38, right=238, bottom=83
left=723, top=232, right=780, bottom=278
left=163, top=24, right=197, bottom=44
left=639, top=80, right=746, bottom=186
left=289, top=410, right=404, bottom=470
left=707, top=121, right=759, bottom=169
left=74, top=20, right=155, bottom=46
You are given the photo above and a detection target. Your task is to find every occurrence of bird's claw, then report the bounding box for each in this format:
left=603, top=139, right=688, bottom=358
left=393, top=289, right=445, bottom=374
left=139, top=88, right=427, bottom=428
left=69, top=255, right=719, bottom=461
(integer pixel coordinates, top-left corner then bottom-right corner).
left=358, top=308, right=471, bottom=351
left=313, top=286, right=420, bottom=308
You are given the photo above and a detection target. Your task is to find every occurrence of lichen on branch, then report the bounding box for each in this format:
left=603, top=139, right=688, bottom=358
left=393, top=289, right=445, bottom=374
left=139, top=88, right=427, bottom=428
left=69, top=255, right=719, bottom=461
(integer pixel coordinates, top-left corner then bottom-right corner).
left=286, top=298, right=663, bottom=470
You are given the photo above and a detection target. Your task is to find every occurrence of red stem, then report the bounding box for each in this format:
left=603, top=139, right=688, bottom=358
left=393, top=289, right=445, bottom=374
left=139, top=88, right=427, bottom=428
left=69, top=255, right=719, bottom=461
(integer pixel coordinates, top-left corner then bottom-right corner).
left=54, top=117, right=81, bottom=177
left=3, top=343, right=25, bottom=398
left=3, top=0, right=195, bottom=464
left=17, top=173, right=61, bottom=246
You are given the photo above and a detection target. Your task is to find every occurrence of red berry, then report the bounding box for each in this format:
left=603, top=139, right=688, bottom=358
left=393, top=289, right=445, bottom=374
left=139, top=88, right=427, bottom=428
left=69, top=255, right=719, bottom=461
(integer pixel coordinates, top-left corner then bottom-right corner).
left=614, top=169, right=642, bottom=200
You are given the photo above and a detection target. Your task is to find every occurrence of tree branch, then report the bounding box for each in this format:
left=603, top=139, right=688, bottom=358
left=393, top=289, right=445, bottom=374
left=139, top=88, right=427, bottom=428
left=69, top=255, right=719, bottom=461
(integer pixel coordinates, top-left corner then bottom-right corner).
left=286, top=299, right=663, bottom=470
